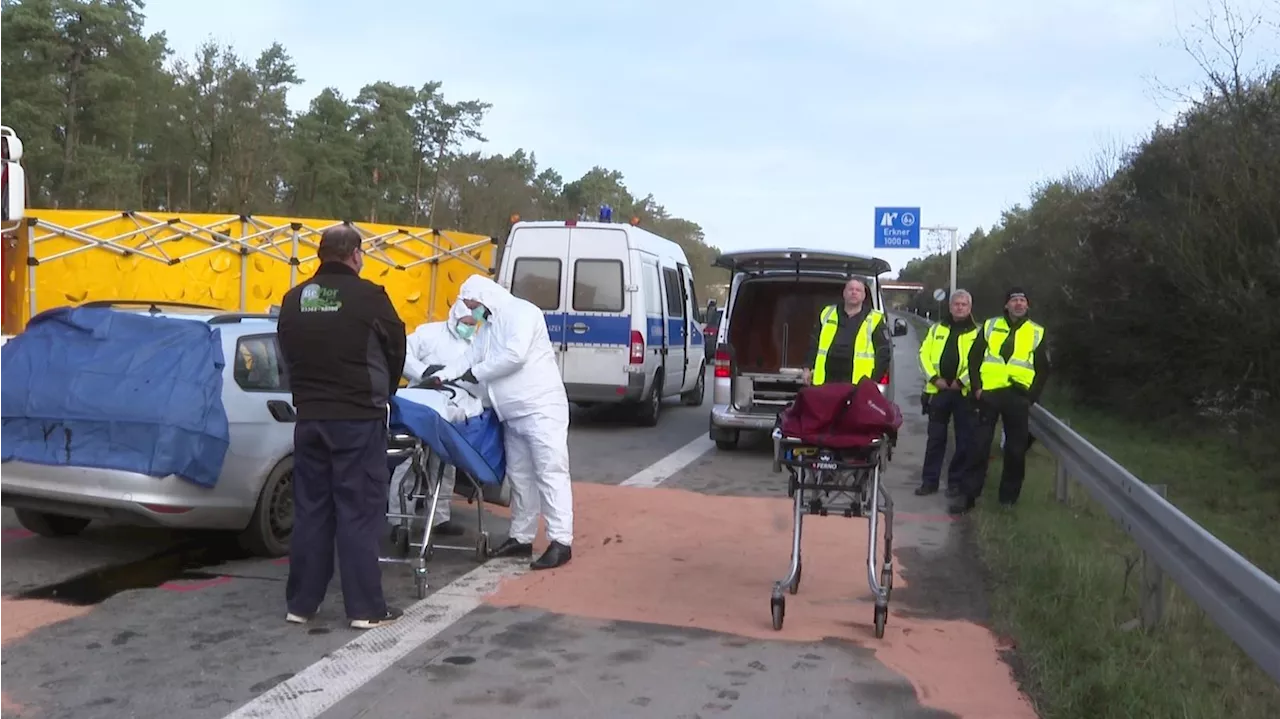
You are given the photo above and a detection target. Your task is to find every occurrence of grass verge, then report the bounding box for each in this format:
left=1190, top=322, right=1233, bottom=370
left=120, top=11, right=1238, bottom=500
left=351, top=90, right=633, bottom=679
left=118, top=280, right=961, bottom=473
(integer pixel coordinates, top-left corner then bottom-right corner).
left=897, top=311, right=1280, bottom=718
left=976, top=393, right=1280, bottom=718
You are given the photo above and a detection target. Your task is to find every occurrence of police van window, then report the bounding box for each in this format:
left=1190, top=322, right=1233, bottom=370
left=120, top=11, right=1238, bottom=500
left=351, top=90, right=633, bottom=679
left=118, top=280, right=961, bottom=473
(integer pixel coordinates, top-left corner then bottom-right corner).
left=512, top=258, right=561, bottom=310
left=642, top=263, right=662, bottom=315
left=235, top=335, right=288, bottom=392
left=572, top=259, right=624, bottom=312
left=662, top=267, right=684, bottom=318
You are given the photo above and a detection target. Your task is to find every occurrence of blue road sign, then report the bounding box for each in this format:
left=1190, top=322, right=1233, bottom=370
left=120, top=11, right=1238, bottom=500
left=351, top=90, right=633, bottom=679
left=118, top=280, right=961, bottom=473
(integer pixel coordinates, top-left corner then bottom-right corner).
left=874, top=207, right=921, bottom=249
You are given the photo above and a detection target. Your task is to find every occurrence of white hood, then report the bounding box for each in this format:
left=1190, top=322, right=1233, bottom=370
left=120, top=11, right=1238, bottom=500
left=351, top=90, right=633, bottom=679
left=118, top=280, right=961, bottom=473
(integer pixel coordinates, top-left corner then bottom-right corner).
left=446, top=297, right=470, bottom=338
left=457, top=275, right=511, bottom=314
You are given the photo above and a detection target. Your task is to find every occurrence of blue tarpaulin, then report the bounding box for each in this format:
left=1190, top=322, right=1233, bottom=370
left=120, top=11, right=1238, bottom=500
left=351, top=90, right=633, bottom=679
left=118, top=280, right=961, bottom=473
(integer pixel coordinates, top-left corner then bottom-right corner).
left=1, top=307, right=232, bottom=488
left=389, top=396, right=506, bottom=486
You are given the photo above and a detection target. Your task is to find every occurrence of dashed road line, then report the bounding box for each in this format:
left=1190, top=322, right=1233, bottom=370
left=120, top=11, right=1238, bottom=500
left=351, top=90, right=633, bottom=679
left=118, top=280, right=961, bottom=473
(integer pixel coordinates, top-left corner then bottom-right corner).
left=221, top=430, right=713, bottom=719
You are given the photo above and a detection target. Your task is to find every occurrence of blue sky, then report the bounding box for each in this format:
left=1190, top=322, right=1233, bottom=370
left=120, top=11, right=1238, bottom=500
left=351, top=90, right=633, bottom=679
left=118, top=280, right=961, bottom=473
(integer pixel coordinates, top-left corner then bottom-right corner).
left=143, top=0, right=1278, bottom=274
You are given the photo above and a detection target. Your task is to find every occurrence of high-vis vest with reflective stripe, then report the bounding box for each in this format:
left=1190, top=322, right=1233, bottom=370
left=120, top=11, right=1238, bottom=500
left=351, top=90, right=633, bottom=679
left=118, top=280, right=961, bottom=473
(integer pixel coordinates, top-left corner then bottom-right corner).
left=812, top=306, right=884, bottom=385
left=918, top=322, right=979, bottom=395
left=979, top=317, right=1045, bottom=391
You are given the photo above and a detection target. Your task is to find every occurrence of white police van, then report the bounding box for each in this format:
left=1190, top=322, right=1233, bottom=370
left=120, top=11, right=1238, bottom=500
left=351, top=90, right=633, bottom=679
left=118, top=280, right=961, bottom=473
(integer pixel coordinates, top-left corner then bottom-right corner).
left=496, top=210, right=707, bottom=426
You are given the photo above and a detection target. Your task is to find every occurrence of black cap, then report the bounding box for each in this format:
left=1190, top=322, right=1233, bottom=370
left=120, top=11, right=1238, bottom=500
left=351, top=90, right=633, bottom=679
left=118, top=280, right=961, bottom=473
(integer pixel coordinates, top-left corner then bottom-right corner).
left=317, top=224, right=363, bottom=262
left=1005, top=286, right=1028, bottom=303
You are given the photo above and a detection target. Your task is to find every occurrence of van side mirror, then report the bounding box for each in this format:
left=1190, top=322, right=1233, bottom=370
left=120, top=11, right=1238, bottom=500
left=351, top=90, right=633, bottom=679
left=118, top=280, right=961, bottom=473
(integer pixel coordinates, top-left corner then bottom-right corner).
left=2, top=127, right=26, bottom=226
left=0, top=161, right=25, bottom=223
left=892, top=318, right=908, bottom=337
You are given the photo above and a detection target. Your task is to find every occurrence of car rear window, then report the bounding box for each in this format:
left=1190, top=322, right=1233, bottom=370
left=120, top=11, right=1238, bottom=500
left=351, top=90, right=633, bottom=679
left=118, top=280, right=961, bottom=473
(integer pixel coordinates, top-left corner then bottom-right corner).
left=511, top=258, right=562, bottom=310
left=572, top=259, right=624, bottom=312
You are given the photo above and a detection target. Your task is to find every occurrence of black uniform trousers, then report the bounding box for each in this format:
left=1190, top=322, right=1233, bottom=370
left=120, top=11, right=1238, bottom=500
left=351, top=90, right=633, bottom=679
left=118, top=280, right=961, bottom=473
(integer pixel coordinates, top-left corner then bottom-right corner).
left=961, top=388, right=1032, bottom=505
left=920, top=389, right=974, bottom=490
left=286, top=418, right=389, bottom=620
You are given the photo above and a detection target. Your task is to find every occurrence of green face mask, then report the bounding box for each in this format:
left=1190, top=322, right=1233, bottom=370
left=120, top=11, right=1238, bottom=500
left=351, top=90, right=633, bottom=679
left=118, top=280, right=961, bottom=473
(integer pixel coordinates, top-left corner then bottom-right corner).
left=455, top=322, right=475, bottom=340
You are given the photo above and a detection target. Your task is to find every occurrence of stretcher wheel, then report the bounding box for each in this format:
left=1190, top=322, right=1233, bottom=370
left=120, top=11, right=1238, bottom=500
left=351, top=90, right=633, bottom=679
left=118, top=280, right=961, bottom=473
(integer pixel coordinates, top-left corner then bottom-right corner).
left=770, top=596, right=785, bottom=631
left=475, top=533, right=489, bottom=563
left=415, top=573, right=427, bottom=599
left=788, top=562, right=802, bottom=595
left=873, top=605, right=887, bottom=638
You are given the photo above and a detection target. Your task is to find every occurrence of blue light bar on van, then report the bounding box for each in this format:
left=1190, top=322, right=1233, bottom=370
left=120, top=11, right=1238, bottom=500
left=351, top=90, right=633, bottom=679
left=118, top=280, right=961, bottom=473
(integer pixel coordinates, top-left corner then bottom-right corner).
left=598, top=204, right=612, bottom=222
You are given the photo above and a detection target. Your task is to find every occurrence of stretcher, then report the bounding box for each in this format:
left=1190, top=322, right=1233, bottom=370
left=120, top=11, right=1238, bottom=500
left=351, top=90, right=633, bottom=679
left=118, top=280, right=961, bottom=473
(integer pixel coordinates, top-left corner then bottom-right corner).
left=380, top=382, right=506, bottom=599
left=768, top=379, right=902, bottom=638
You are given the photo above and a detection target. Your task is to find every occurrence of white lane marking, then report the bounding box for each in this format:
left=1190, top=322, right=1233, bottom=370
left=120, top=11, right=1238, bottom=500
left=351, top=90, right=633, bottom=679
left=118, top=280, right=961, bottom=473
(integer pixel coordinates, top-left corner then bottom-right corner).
left=619, top=435, right=716, bottom=488
left=221, top=431, right=716, bottom=719
left=222, top=558, right=527, bottom=719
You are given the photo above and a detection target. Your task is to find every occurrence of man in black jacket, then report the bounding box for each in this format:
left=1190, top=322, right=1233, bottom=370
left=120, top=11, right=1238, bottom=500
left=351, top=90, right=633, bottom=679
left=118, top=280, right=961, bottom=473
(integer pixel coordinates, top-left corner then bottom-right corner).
left=277, top=225, right=407, bottom=630
left=950, top=287, right=1050, bottom=514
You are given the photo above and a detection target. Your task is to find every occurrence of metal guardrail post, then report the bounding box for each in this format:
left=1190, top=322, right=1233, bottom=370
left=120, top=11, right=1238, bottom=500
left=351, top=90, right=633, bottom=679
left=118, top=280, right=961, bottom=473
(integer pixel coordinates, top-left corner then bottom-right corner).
left=1054, top=417, right=1070, bottom=503
left=1141, top=484, right=1169, bottom=629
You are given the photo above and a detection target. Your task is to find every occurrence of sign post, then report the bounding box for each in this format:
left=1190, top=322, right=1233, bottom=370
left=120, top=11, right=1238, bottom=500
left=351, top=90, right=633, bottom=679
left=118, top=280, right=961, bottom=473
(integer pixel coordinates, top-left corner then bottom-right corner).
left=922, top=225, right=959, bottom=297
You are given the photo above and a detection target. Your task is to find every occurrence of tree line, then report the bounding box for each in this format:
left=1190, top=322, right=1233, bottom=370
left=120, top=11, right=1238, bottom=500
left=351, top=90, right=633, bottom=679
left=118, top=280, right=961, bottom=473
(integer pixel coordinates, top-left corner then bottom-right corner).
left=899, top=4, right=1279, bottom=437
left=0, top=0, right=729, bottom=296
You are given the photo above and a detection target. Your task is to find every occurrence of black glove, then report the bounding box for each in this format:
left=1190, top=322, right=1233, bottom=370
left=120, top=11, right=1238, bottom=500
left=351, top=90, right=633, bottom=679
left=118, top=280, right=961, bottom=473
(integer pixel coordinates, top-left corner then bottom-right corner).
left=457, top=368, right=477, bottom=384
left=422, top=363, right=445, bottom=378
left=417, top=376, right=444, bottom=389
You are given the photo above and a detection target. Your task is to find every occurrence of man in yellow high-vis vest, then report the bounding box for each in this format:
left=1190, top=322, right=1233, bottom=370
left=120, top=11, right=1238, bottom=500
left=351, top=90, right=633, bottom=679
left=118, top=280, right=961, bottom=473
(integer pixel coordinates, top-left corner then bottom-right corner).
left=950, top=286, right=1051, bottom=514
left=801, top=278, right=891, bottom=387
left=915, top=289, right=980, bottom=498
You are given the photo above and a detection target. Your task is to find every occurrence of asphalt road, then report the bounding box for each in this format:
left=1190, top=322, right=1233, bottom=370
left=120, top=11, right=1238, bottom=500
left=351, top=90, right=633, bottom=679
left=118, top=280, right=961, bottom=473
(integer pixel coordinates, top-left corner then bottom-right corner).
left=1, top=315, right=1035, bottom=719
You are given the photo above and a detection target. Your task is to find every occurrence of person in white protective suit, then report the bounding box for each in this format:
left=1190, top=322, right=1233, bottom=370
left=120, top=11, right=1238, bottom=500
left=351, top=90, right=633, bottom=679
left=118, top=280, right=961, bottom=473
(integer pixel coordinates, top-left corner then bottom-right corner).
left=427, top=275, right=574, bottom=570
left=393, top=299, right=483, bottom=536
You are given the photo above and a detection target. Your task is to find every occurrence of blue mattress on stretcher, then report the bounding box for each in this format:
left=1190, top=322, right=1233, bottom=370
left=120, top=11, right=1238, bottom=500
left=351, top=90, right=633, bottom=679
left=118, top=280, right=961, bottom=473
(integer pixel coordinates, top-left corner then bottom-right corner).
left=388, top=396, right=505, bottom=486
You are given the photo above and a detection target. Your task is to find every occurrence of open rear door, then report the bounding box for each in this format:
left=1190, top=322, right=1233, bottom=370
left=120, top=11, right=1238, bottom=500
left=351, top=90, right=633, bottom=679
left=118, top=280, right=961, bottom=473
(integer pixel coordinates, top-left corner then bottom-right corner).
left=714, top=248, right=892, bottom=277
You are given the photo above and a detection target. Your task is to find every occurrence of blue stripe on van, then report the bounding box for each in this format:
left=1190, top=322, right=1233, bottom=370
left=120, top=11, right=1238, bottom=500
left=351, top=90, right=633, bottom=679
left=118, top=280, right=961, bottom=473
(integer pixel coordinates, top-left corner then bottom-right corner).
left=544, top=313, right=632, bottom=346
left=646, top=316, right=664, bottom=346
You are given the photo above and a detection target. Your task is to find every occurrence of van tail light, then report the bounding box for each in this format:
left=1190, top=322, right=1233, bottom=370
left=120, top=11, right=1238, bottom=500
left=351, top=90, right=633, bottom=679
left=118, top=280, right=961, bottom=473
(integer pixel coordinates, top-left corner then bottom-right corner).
left=629, top=330, right=644, bottom=364
left=878, top=371, right=890, bottom=385
left=714, top=348, right=731, bottom=378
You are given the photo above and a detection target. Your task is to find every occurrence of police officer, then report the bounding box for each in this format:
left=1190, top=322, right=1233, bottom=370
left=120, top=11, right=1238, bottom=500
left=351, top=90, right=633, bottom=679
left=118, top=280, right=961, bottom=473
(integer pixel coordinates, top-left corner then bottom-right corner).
left=949, top=287, right=1050, bottom=514
left=802, top=278, right=891, bottom=386
left=277, top=225, right=408, bottom=629
left=915, top=289, right=980, bottom=498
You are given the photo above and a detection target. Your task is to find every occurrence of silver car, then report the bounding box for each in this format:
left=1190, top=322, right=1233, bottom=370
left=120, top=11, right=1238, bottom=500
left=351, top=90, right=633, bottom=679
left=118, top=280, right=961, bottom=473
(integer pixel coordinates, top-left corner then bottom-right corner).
left=1, top=303, right=296, bottom=557
left=707, top=249, right=908, bottom=450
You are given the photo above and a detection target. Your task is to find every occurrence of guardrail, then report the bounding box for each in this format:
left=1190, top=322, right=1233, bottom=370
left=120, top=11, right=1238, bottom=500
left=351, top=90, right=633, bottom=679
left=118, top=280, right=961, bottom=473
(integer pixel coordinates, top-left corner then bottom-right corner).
left=896, top=310, right=1280, bottom=681
left=1030, top=404, right=1280, bottom=682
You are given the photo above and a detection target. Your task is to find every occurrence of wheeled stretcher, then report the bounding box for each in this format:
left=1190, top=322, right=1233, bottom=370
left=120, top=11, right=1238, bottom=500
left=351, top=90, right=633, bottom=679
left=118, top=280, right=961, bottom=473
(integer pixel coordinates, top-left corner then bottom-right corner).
left=767, top=379, right=903, bottom=638
left=380, top=384, right=506, bottom=599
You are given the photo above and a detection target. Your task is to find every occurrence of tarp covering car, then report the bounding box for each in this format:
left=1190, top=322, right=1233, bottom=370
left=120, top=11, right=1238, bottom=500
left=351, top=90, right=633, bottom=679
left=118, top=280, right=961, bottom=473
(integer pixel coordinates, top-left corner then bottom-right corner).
left=1, top=307, right=231, bottom=488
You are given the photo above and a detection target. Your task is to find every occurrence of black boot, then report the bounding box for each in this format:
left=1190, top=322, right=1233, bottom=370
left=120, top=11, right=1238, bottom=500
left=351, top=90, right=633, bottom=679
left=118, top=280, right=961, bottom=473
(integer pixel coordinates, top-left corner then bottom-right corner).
left=531, top=541, right=572, bottom=570
left=947, top=496, right=976, bottom=515
left=914, top=485, right=938, bottom=496
left=490, top=536, right=533, bottom=558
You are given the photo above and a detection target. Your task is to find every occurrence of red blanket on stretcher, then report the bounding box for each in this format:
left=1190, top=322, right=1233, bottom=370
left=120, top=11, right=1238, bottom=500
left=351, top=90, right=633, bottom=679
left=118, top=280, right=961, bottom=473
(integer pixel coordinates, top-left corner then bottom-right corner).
left=778, top=379, right=904, bottom=449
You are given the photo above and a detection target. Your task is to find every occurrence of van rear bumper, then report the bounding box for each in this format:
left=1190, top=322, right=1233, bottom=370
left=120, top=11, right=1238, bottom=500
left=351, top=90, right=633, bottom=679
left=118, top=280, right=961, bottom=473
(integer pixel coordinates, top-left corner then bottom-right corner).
left=566, top=374, right=646, bottom=404
left=710, top=403, right=780, bottom=431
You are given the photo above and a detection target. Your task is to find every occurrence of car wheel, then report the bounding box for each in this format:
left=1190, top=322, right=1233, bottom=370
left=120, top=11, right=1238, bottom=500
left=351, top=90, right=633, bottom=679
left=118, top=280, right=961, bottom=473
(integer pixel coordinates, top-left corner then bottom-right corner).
left=239, top=456, right=294, bottom=558
left=681, top=365, right=706, bottom=406
left=636, top=376, right=662, bottom=427
left=14, top=509, right=91, bottom=537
